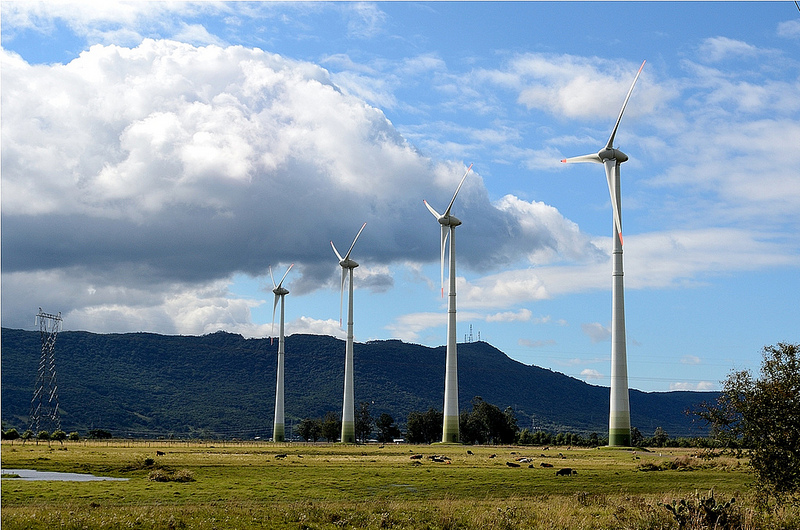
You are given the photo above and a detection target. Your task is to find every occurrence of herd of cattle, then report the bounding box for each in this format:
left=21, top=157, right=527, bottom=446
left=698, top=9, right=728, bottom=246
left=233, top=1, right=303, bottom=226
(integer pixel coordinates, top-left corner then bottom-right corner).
left=409, top=450, right=579, bottom=475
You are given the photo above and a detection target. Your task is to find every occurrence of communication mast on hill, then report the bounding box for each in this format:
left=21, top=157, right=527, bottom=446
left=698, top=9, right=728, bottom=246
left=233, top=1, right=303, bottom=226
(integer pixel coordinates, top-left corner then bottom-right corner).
left=29, top=308, right=63, bottom=434
left=464, top=324, right=480, bottom=343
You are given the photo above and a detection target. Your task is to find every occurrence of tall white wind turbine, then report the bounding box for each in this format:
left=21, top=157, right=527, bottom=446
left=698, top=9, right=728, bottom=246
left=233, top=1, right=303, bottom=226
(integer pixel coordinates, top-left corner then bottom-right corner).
left=270, top=263, right=293, bottom=443
left=424, top=163, right=472, bottom=443
left=331, top=222, right=367, bottom=444
left=561, top=60, right=645, bottom=447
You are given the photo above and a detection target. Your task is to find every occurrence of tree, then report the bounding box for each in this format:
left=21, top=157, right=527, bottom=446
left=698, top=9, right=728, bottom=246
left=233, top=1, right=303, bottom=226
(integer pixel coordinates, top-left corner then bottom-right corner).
left=375, top=413, right=401, bottom=443
left=51, top=430, right=67, bottom=444
left=652, top=427, right=669, bottom=448
left=321, top=412, right=341, bottom=442
left=406, top=408, right=443, bottom=444
left=21, top=430, right=34, bottom=444
left=630, top=427, right=644, bottom=447
left=459, top=397, right=519, bottom=445
left=589, top=432, right=600, bottom=447
left=68, top=431, right=81, bottom=441
left=297, top=418, right=322, bottom=442
left=2, top=428, right=20, bottom=441
left=696, top=342, right=800, bottom=502
left=355, top=402, right=373, bottom=443
left=87, top=429, right=112, bottom=439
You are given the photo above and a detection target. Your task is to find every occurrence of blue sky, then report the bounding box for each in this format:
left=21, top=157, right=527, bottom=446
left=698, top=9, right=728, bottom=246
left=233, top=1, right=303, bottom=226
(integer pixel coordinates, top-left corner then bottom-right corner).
left=2, top=1, right=798, bottom=394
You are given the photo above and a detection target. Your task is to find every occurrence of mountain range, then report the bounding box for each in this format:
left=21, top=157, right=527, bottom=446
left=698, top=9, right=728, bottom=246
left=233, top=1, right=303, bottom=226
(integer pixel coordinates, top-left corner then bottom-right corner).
left=1, top=328, right=715, bottom=439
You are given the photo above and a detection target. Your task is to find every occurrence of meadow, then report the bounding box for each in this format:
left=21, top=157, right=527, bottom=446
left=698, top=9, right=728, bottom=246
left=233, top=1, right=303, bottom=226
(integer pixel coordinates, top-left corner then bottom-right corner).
left=2, top=440, right=797, bottom=529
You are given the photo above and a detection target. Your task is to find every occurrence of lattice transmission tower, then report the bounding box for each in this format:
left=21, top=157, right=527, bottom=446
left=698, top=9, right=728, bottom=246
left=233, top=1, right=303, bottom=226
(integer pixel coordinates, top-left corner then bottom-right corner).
left=29, top=308, right=63, bottom=434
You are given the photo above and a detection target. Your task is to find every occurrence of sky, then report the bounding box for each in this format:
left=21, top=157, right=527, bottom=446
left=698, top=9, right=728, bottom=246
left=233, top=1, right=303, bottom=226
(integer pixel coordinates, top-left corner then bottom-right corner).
left=2, top=1, right=799, bottom=395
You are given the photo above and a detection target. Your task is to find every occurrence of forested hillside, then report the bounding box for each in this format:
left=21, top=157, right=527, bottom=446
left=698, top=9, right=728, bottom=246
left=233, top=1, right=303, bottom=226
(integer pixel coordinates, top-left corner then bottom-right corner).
left=1, top=328, right=713, bottom=439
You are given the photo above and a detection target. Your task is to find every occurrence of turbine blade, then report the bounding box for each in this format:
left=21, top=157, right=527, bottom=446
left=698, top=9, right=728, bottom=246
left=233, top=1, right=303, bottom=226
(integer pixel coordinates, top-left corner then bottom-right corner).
left=277, top=263, right=294, bottom=288
left=269, top=266, right=277, bottom=289
left=331, top=241, right=344, bottom=262
left=606, top=60, right=646, bottom=150
left=604, top=159, right=624, bottom=246
left=443, top=163, right=473, bottom=217
left=271, top=293, right=280, bottom=338
left=440, top=225, right=449, bottom=297
left=561, top=153, right=603, bottom=164
left=424, top=199, right=442, bottom=219
left=344, top=222, right=367, bottom=261
left=339, top=267, right=347, bottom=327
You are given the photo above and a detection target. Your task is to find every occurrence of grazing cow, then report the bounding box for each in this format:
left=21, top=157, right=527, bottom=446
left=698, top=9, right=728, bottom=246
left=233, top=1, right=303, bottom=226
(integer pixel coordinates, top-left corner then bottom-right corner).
left=489, top=454, right=497, bottom=459
left=555, top=468, right=577, bottom=476
left=517, top=457, right=531, bottom=463
left=540, top=462, right=554, bottom=468
left=506, top=462, right=521, bottom=468
left=275, top=454, right=287, bottom=459
left=466, top=450, right=474, bottom=455
left=156, top=451, right=165, bottom=456
left=410, top=454, right=423, bottom=460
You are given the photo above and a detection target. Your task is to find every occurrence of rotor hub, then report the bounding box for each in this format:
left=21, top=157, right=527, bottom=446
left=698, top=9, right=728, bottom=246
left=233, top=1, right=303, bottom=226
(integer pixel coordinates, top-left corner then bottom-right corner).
left=599, top=147, right=628, bottom=163
left=340, top=258, right=359, bottom=269
left=273, top=287, right=289, bottom=296
left=439, top=215, right=461, bottom=227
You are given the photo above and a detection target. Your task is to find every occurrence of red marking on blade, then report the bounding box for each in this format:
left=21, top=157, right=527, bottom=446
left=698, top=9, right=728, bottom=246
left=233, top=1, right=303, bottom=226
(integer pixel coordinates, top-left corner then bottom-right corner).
left=560, top=159, right=567, bottom=163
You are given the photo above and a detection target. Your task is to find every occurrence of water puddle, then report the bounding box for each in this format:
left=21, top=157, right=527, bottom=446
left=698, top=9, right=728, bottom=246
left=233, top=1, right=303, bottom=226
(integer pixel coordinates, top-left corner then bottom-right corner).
left=1, top=469, right=129, bottom=482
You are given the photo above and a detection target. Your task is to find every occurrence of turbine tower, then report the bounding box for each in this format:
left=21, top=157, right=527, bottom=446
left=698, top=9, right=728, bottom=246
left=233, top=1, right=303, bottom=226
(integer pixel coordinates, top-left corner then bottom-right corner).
left=270, top=264, right=293, bottom=443
left=424, top=163, right=472, bottom=443
left=331, top=222, right=367, bottom=444
left=561, top=60, right=645, bottom=447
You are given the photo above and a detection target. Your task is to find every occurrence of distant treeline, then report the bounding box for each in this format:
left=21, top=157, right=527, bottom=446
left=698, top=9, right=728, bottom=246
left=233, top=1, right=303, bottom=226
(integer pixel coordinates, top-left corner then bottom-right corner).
left=279, top=397, right=722, bottom=448
left=2, top=397, right=719, bottom=448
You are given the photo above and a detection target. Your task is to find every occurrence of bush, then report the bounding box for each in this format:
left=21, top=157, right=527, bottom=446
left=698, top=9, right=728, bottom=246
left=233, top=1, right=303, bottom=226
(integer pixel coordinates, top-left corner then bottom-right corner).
left=2, top=428, right=20, bottom=440
left=148, top=468, right=195, bottom=482
left=660, top=489, right=738, bottom=529
left=51, top=430, right=67, bottom=443
left=87, top=428, right=112, bottom=439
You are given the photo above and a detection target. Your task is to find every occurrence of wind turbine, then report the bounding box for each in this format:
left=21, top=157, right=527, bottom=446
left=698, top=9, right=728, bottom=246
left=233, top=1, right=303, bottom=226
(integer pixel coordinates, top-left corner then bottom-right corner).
left=561, top=60, right=645, bottom=447
left=424, top=163, right=472, bottom=443
left=331, top=222, right=367, bottom=444
left=270, top=263, right=293, bottom=443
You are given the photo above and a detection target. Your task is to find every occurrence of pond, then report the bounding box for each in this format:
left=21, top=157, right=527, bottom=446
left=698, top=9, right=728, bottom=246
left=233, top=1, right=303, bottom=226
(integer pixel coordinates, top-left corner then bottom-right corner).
left=1, top=469, right=129, bottom=481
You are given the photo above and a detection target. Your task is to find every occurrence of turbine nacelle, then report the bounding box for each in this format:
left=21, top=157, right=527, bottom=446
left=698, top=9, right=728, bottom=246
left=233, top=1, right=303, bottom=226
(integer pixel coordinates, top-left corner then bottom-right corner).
left=338, top=258, right=359, bottom=269
left=272, top=286, right=289, bottom=296
left=437, top=214, right=461, bottom=227
left=599, top=148, right=628, bottom=164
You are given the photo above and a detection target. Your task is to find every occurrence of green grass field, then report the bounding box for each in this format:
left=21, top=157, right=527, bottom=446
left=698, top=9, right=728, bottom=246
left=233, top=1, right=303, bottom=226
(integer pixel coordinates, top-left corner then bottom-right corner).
left=1, top=441, right=795, bottom=529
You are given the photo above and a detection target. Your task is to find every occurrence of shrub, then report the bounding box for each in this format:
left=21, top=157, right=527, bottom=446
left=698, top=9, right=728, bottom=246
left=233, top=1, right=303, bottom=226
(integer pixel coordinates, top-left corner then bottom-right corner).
left=2, top=428, right=20, bottom=440
left=148, top=468, right=195, bottom=482
left=660, top=489, right=738, bottom=529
